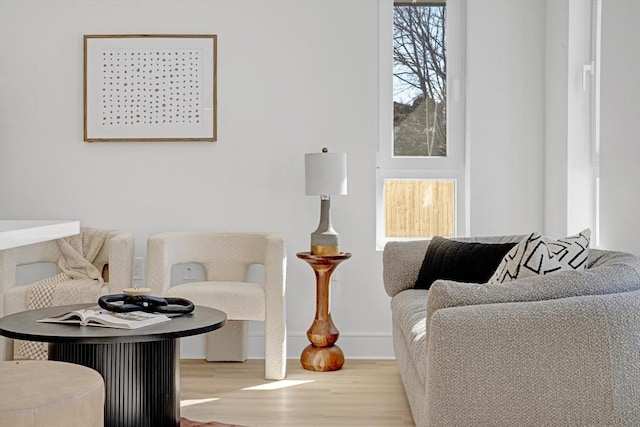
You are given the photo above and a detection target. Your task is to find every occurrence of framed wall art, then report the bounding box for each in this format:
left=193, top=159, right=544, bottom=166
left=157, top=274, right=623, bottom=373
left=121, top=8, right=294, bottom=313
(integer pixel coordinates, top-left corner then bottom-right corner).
left=83, top=34, right=217, bottom=142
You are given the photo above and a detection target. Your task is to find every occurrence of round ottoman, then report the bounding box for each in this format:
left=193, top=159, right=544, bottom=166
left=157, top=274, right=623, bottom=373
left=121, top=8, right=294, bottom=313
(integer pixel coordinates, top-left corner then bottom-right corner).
left=0, top=360, right=104, bottom=427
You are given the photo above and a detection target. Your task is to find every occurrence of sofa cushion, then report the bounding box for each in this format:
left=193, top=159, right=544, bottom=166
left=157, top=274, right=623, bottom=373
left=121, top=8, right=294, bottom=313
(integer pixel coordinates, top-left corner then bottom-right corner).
left=391, top=289, right=429, bottom=384
left=427, top=249, right=640, bottom=338
left=414, top=237, right=517, bottom=289
left=165, top=281, right=265, bottom=321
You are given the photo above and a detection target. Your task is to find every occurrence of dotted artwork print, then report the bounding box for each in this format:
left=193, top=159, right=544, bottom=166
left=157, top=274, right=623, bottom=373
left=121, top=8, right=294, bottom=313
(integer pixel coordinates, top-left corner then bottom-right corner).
left=100, top=49, right=202, bottom=127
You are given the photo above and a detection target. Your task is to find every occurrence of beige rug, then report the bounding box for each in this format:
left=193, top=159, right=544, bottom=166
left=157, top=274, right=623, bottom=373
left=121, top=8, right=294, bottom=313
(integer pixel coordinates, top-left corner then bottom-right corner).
left=180, top=418, right=247, bottom=427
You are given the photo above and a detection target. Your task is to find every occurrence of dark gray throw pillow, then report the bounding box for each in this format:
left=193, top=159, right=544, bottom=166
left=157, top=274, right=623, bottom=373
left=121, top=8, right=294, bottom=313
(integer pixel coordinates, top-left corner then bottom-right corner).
left=414, top=237, right=517, bottom=290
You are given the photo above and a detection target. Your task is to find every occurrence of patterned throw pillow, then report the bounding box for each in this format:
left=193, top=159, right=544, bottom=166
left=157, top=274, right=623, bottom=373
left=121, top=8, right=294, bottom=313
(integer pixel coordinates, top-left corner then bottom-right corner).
left=546, top=229, right=591, bottom=270
left=489, top=230, right=591, bottom=284
left=488, top=233, right=561, bottom=283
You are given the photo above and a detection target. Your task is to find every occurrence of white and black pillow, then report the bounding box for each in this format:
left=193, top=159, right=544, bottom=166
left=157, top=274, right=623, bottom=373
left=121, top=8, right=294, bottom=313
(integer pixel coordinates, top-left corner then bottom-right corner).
left=489, top=230, right=592, bottom=284
left=488, top=233, right=561, bottom=284
left=546, top=229, right=591, bottom=271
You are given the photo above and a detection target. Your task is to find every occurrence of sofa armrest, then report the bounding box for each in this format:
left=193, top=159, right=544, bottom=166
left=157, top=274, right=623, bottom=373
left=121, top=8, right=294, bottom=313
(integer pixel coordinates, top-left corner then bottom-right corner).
left=383, top=240, right=430, bottom=297
left=425, top=291, right=640, bottom=426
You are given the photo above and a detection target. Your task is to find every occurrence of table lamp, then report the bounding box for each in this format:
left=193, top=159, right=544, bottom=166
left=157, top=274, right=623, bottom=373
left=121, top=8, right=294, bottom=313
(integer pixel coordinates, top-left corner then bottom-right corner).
left=305, top=148, right=348, bottom=256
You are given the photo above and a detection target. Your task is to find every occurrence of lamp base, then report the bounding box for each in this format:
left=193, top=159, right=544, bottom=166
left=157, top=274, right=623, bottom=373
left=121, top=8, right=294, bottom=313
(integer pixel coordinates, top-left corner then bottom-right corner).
left=310, top=197, right=340, bottom=256
left=311, top=245, right=340, bottom=256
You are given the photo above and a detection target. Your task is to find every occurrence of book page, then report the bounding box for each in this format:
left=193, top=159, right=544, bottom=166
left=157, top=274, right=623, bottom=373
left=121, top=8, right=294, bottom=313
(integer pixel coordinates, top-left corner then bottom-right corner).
left=39, top=308, right=169, bottom=329
left=86, top=310, right=170, bottom=329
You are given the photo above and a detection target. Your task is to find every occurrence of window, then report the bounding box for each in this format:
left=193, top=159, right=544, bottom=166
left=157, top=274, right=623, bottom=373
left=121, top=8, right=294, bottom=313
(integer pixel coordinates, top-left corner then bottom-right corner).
left=393, top=3, right=447, bottom=158
left=376, top=0, right=466, bottom=249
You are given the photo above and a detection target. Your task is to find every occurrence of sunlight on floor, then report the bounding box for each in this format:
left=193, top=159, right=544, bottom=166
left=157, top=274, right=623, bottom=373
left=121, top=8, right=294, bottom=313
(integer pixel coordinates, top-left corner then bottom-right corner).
left=180, top=397, right=221, bottom=408
left=242, top=379, right=315, bottom=391
left=180, top=379, right=315, bottom=408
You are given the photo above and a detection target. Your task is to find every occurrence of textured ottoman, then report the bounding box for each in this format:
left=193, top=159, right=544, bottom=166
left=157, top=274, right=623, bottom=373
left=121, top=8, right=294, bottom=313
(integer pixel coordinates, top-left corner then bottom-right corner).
left=0, top=360, right=104, bottom=427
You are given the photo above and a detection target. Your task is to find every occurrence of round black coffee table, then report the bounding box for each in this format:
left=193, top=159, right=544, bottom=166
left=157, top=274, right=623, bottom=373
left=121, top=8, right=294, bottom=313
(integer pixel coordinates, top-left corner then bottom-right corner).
left=0, top=304, right=226, bottom=427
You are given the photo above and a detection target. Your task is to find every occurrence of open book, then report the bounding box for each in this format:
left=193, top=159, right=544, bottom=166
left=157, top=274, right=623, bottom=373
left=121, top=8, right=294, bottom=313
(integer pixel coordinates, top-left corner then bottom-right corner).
left=38, top=306, right=171, bottom=329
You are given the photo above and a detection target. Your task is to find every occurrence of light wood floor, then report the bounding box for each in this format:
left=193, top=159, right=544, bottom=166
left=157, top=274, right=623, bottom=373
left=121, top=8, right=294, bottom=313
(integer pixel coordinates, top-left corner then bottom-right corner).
left=180, top=359, right=415, bottom=427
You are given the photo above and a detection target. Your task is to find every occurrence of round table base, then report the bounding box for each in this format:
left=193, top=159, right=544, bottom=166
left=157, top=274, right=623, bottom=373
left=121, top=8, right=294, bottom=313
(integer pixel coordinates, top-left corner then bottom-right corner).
left=300, top=344, right=344, bottom=372
left=49, top=339, right=180, bottom=427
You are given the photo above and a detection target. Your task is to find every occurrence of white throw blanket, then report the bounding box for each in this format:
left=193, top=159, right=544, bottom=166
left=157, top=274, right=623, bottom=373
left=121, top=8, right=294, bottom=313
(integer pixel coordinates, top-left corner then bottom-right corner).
left=19, top=228, right=109, bottom=360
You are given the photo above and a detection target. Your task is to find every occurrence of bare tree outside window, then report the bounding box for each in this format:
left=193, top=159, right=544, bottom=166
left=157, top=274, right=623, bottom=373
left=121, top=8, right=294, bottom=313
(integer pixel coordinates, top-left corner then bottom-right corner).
left=393, top=4, right=446, bottom=157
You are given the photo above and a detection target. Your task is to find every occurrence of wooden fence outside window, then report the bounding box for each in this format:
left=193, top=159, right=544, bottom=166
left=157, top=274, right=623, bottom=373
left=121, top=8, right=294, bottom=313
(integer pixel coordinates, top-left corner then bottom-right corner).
left=384, top=179, right=455, bottom=238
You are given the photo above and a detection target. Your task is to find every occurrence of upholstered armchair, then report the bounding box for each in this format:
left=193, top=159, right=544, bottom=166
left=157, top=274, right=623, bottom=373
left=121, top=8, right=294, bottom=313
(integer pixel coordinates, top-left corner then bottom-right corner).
left=146, top=231, right=287, bottom=380
left=0, top=229, right=134, bottom=360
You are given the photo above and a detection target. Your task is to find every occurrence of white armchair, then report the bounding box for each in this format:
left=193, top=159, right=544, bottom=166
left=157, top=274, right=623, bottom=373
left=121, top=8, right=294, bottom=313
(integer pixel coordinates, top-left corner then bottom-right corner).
left=0, top=230, right=134, bottom=360
left=146, top=231, right=287, bottom=380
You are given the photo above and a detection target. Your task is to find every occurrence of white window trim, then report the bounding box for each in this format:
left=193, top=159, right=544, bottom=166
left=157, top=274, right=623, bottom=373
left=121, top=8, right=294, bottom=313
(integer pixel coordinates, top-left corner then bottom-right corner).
left=591, top=0, right=602, bottom=248
left=376, top=0, right=467, bottom=250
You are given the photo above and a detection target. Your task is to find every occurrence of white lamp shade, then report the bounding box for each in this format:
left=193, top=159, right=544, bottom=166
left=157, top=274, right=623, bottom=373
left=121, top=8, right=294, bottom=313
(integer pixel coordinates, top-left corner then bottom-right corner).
left=305, top=152, right=348, bottom=196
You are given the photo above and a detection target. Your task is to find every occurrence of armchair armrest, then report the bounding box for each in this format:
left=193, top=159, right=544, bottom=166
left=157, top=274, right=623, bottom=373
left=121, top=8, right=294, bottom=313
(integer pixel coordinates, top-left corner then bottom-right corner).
left=105, top=231, right=135, bottom=294
left=425, top=291, right=640, bottom=426
left=146, top=232, right=193, bottom=296
left=0, top=241, right=61, bottom=318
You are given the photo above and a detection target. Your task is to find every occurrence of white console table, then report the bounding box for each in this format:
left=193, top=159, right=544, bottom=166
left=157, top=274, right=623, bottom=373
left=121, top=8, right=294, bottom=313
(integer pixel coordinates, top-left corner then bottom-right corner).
left=0, top=220, right=80, bottom=250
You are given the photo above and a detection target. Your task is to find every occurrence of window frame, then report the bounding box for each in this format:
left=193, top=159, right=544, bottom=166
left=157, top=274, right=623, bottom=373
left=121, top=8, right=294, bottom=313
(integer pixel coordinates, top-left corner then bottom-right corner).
left=376, top=0, right=467, bottom=250
left=591, top=0, right=601, bottom=248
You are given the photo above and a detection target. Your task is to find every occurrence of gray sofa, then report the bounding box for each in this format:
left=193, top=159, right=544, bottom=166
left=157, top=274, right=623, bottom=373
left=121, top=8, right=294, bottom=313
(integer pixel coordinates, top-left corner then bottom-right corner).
left=383, top=236, right=640, bottom=427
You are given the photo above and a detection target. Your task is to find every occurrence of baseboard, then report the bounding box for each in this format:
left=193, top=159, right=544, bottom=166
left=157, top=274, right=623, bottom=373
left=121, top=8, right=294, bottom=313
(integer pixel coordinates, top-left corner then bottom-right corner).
left=179, top=332, right=395, bottom=359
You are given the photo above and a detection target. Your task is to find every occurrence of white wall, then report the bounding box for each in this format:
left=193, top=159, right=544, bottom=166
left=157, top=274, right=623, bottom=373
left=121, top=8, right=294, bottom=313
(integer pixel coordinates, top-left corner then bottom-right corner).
left=599, top=0, right=640, bottom=255
left=466, top=0, right=546, bottom=236
left=544, top=0, right=570, bottom=237
left=544, top=0, right=596, bottom=238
